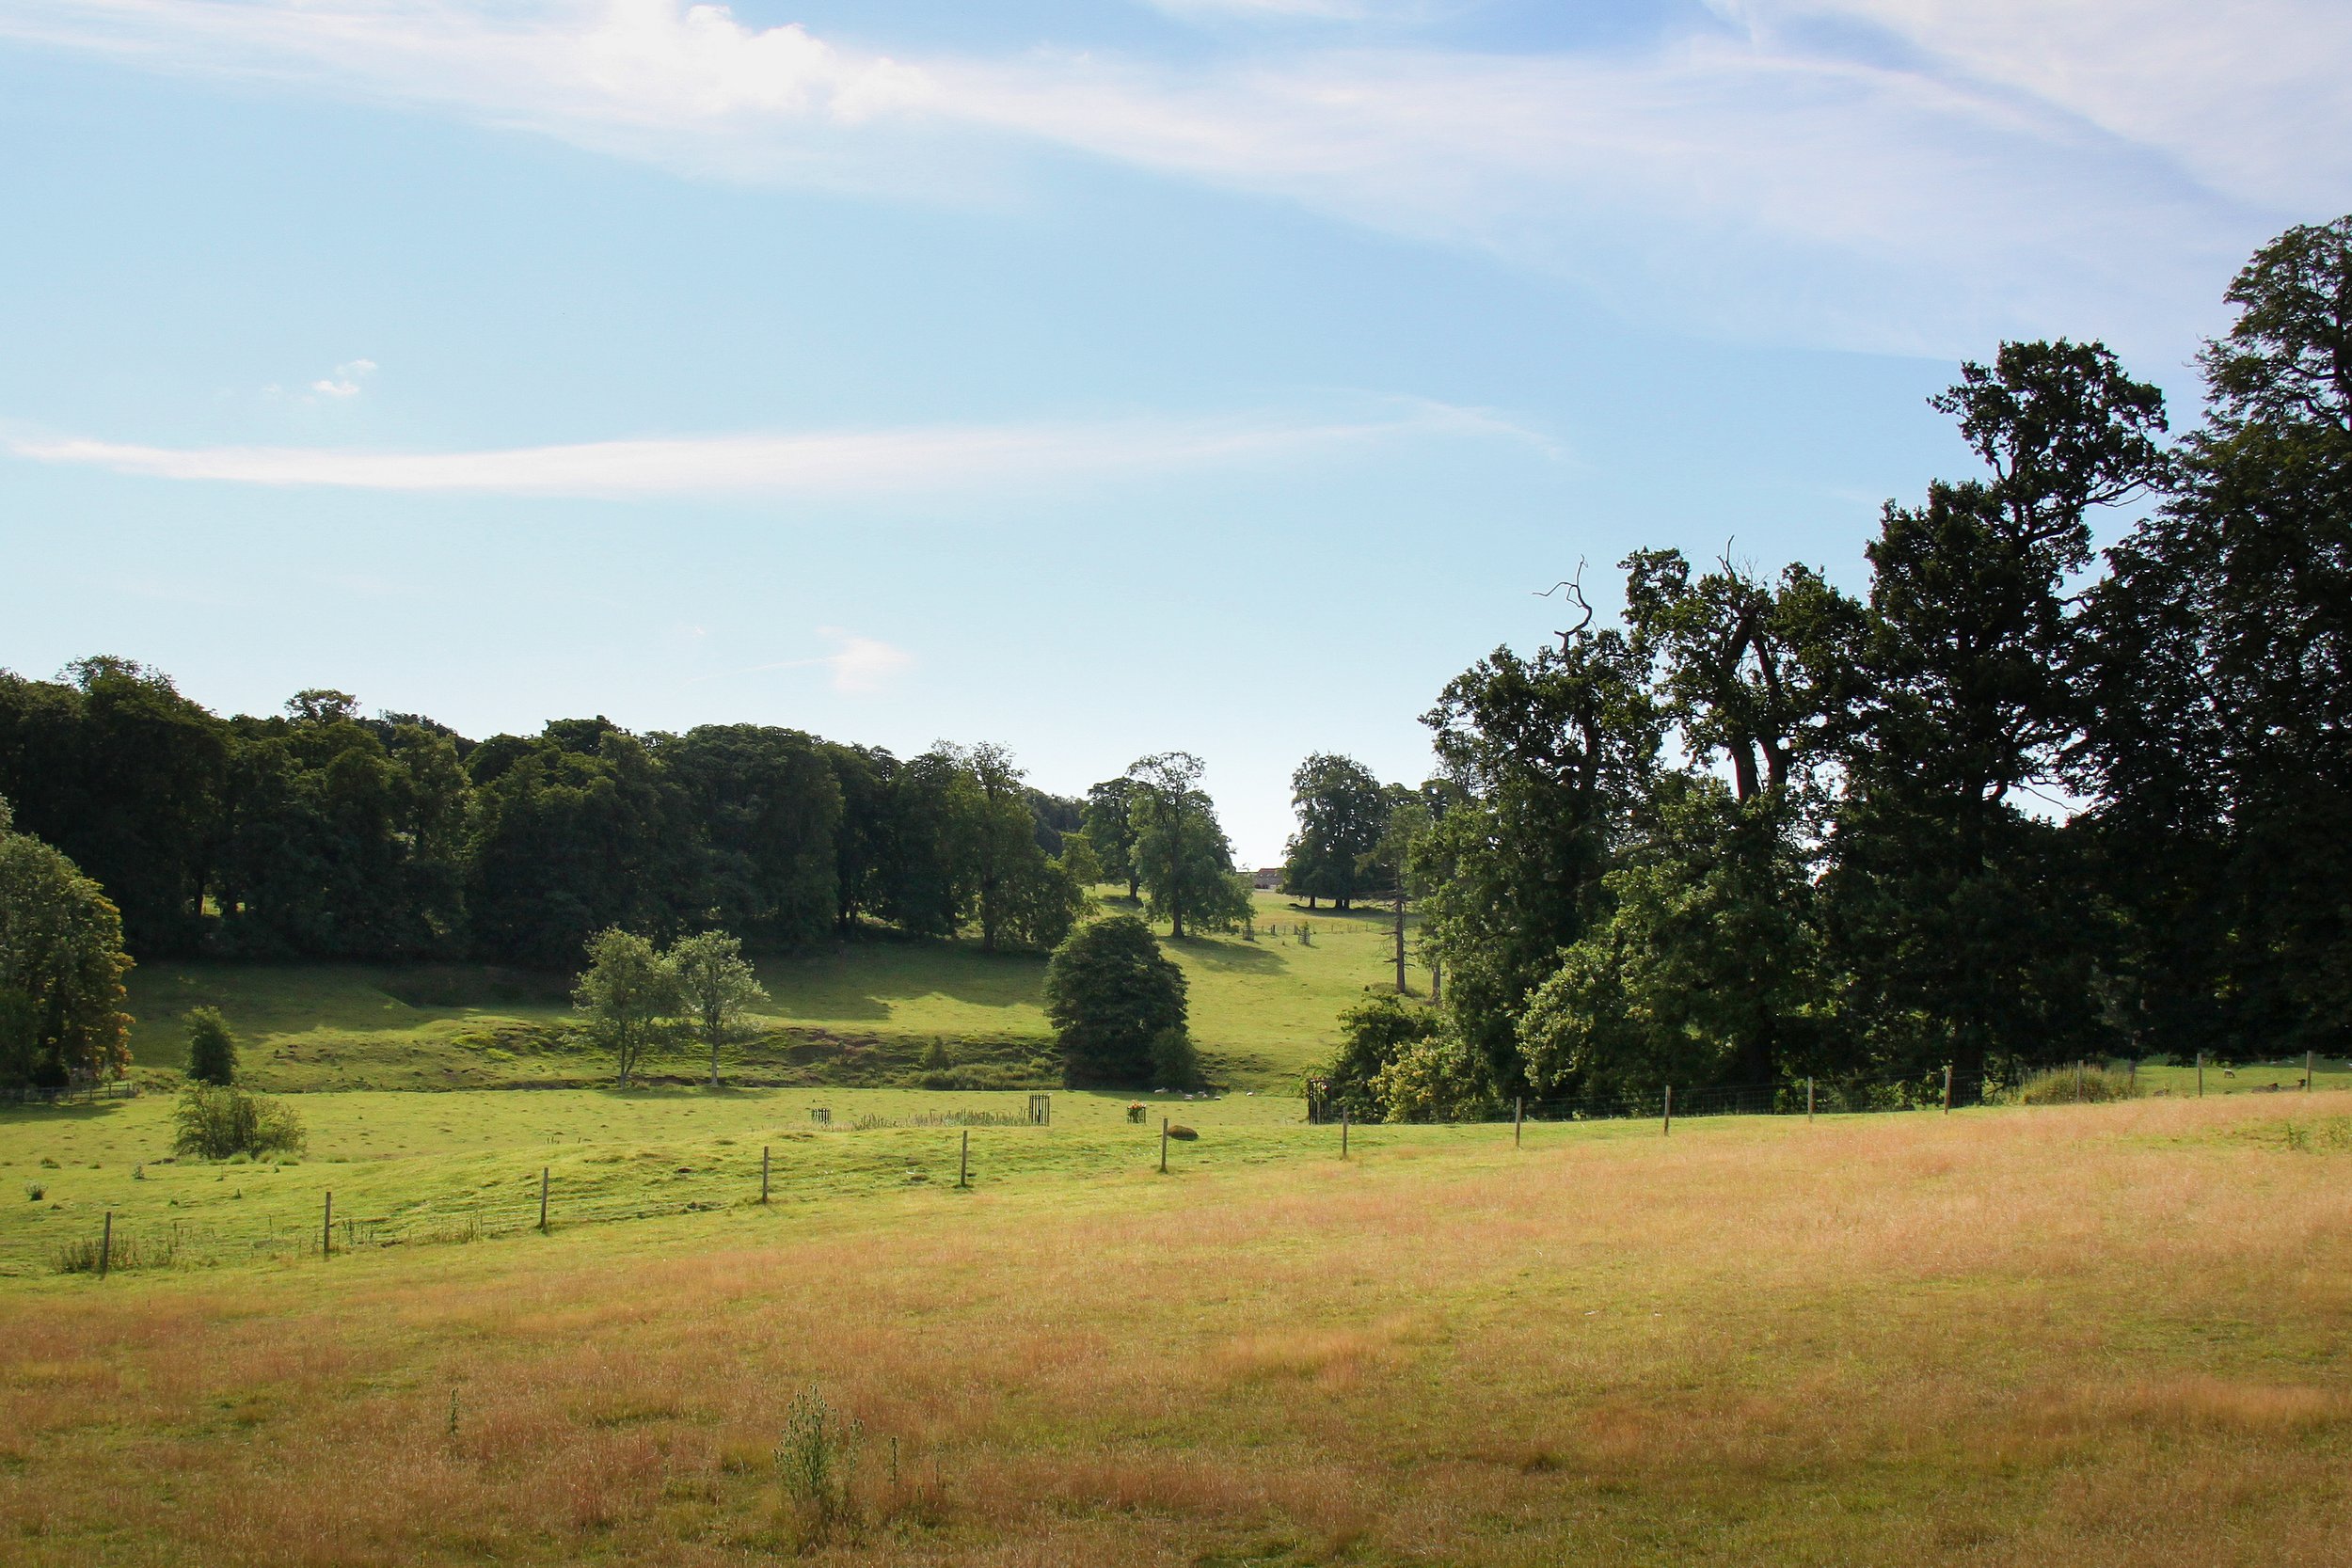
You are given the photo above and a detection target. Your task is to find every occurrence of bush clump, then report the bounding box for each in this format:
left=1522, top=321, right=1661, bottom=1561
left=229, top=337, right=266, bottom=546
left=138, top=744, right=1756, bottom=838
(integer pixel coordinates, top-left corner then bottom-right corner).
left=2017, top=1064, right=2142, bottom=1105
left=171, top=1083, right=306, bottom=1160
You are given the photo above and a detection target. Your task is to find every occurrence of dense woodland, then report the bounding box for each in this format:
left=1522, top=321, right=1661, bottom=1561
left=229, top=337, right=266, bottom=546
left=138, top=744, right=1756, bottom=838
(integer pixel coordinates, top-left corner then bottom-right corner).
left=1312, top=215, right=2352, bottom=1114
left=0, top=683, right=1109, bottom=974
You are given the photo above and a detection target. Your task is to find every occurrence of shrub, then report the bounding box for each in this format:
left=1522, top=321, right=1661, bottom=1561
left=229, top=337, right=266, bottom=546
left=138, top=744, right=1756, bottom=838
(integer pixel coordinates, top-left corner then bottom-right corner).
left=2017, top=1064, right=2142, bottom=1105
left=1044, top=915, right=1186, bottom=1087
left=1319, top=994, right=1437, bottom=1121
left=1374, top=1028, right=1499, bottom=1123
left=1149, top=1026, right=1202, bottom=1090
left=171, top=1084, right=307, bottom=1161
left=183, top=1006, right=236, bottom=1085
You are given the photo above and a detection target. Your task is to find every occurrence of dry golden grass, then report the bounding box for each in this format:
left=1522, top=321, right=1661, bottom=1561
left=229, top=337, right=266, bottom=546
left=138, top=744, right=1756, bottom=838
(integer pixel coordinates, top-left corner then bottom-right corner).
left=6, top=1093, right=2352, bottom=1565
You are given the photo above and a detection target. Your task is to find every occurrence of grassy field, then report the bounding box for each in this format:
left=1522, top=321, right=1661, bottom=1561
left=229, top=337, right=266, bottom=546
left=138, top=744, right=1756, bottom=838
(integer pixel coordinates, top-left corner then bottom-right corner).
left=118, top=893, right=1414, bottom=1095
left=4, top=1089, right=2350, bottom=1564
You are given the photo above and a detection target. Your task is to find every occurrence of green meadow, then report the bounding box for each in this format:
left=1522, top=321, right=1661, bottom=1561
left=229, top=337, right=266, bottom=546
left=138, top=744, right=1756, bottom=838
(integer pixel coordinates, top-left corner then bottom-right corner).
left=117, top=893, right=1415, bottom=1095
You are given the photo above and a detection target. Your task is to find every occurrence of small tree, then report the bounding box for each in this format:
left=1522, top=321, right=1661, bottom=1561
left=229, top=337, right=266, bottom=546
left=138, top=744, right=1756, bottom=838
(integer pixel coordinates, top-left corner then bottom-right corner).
left=0, top=797, right=134, bottom=1088
left=183, top=1006, right=236, bottom=1085
left=1044, top=915, right=1186, bottom=1086
left=670, top=930, right=767, bottom=1087
left=573, top=927, right=678, bottom=1087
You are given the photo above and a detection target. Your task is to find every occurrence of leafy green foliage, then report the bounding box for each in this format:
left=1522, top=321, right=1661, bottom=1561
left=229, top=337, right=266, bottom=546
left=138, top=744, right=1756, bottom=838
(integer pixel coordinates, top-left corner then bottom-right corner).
left=170, top=1083, right=306, bottom=1160
left=1319, top=992, right=1438, bottom=1121
left=1043, top=915, right=1187, bottom=1086
left=183, top=1005, right=236, bottom=1085
left=572, top=927, right=680, bottom=1087
left=1518, top=779, right=1826, bottom=1098
left=1282, top=753, right=1387, bottom=910
left=669, top=930, right=767, bottom=1087
left=1149, top=1025, right=1201, bottom=1090
left=1126, top=752, right=1252, bottom=937
left=0, top=798, right=134, bottom=1087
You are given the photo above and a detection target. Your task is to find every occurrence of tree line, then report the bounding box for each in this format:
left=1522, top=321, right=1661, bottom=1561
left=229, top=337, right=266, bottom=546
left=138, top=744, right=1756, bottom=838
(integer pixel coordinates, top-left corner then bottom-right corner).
left=1316, top=215, right=2352, bottom=1117
left=0, top=678, right=1126, bottom=974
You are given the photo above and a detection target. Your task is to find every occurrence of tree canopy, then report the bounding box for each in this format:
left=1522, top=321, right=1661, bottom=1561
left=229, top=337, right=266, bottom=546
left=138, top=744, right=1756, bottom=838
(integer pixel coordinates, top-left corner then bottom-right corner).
left=0, top=796, right=134, bottom=1088
left=1043, top=914, right=1188, bottom=1087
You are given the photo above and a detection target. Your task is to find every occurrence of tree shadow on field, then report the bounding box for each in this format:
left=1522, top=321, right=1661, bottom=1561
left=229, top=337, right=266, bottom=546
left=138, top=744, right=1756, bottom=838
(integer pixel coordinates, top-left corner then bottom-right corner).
left=0, top=1099, right=147, bottom=1132
left=1168, top=936, right=1285, bottom=973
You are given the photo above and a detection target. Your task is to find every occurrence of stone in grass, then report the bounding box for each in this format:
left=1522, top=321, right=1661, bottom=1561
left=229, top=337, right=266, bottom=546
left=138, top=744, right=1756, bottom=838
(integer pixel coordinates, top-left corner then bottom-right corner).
left=1167, top=1125, right=1200, bottom=1141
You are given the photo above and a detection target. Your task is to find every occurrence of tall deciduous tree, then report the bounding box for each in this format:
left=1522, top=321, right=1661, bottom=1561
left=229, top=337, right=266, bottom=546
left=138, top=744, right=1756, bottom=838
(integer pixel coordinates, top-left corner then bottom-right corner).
left=2085, top=214, right=2352, bottom=1057
left=1418, top=623, right=1660, bottom=1088
left=1081, top=778, right=1142, bottom=900
left=1281, top=753, right=1387, bottom=910
left=670, top=929, right=768, bottom=1087
left=1828, top=340, right=2169, bottom=1092
left=0, top=798, right=134, bottom=1087
left=1126, top=752, right=1251, bottom=938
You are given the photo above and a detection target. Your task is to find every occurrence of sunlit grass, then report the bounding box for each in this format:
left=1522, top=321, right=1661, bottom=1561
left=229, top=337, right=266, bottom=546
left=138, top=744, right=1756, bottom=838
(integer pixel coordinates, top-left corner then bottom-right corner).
left=5, top=1091, right=2350, bottom=1564
left=117, top=893, right=1412, bottom=1094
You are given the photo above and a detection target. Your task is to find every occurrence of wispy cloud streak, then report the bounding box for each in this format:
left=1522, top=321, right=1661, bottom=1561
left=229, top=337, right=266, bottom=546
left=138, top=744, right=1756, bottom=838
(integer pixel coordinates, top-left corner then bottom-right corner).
left=9, top=404, right=1530, bottom=497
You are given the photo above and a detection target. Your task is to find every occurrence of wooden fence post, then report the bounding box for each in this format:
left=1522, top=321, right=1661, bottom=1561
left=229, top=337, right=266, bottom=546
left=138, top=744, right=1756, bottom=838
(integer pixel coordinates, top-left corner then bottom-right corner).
left=2307, top=1049, right=2315, bottom=1090
left=1340, top=1110, right=1349, bottom=1161
left=1807, top=1077, right=1816, bottom=1123
left=760, top=1146, right=771, bottom=1205
left=1943, top=1065, right=1953, bottom=1115
left=1515, top=1097, right=1523, bottom=1148
left=322, top=1191, right=333, bottom=1259
left=958, top=1130, right=970, bottom=1189
left=1161, top=1118, right=1170, bottom=1175
left=2074, top=1061, right=2085, bottom=1103
left=539, top=1167, right=549, bottom=1231
left=100, top=1211, right=111, bottom=1279
left=1662, top=1085, right=1673, bottom=1136
left=2197, top=1053, right=2204, bottom=1097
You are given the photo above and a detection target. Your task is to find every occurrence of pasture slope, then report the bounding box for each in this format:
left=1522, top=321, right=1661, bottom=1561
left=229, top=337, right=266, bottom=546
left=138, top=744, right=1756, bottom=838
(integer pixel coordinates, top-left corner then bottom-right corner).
left=5, top=1090, right=2351, bottom=1565
left=115, top=893, right=1413, bottom=1095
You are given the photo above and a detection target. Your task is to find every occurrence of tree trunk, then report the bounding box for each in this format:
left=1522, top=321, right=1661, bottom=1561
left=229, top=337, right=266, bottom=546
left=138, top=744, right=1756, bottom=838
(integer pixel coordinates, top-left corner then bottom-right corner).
left=1392, top=889, right=1406, bottom=993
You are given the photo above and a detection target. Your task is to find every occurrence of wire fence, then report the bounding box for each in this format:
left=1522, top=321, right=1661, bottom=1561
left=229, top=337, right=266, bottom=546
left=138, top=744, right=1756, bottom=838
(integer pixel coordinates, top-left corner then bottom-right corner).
left=24, top=1063, right=2314, bottom=1277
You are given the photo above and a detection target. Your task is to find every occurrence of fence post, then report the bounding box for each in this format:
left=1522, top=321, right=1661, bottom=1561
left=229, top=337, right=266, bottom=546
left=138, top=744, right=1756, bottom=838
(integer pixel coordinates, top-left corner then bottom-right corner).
left=2307, top=1049, right=2315, bottom=1091
left=539, top=1166, right=550, bottom=1231
left=322, top=1191, right=333, bottom=1259
left=958, top=1129, right=970, bottom=1189
left=1341, top=1110, right=1349, bottom=1161
left=760, top=1146, right=771, bottom=1205
left=1161, top=1117, right=1170, bottom=1175
left=1515, top=1097, right=1523, bottom=1148
left=1662, top=1085, right=1673, bottom=1137
left=1943, top=1065, right=1953, bottom=1115
left=2197, top=1053, right=2204, bottom=1097
left=100, top=1211, right=112, bottom=1279
left=2074, top=1061, right=2084, bottom=1103
left=1807, top=1077, right=1816, bottom=1123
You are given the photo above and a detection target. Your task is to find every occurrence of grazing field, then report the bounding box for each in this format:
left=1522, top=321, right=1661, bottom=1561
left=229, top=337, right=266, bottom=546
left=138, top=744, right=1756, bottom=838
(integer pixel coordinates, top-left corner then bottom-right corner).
left=5, top=1090, right=2351, bottom=1565
left=117, top=894, right=1415, bottom=1095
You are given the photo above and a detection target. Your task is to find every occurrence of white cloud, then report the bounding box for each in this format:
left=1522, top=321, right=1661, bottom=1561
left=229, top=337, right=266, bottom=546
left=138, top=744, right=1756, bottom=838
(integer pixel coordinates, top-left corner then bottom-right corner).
left=8, top=402, right=1531, bottom=497
left=0, top=2, right=2344, bottom=350
left=815, top=629, right=914, bottom=694
left=696, top=628, right=915, bottom=694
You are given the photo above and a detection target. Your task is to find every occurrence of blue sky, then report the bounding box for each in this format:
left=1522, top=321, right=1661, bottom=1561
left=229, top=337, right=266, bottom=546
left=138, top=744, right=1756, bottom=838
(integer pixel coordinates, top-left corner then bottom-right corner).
left=2, top=1, right=2346, bottom=864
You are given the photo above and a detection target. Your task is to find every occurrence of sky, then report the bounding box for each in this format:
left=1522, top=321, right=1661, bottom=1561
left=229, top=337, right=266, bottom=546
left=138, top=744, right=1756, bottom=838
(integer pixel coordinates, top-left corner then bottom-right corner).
left=1, top=1, right=2346, bottom=866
